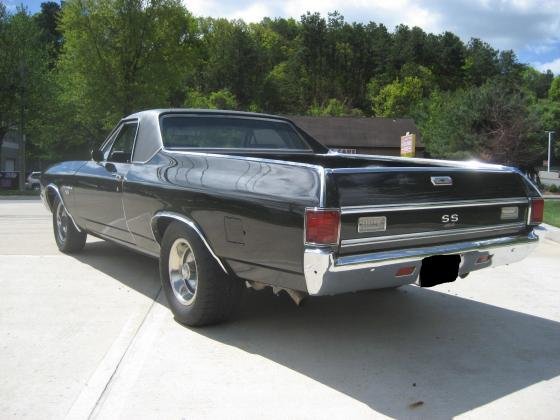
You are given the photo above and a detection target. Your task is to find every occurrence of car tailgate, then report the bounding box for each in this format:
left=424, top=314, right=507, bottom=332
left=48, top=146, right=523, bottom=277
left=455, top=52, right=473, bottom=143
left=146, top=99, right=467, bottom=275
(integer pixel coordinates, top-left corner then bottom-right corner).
left=331, top=168, right=531, bottom=254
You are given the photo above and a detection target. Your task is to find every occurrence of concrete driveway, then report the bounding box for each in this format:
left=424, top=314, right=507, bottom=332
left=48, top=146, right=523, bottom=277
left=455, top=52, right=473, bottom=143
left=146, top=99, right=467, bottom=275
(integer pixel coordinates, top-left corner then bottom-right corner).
left=1, top=198, right=560, bottom=419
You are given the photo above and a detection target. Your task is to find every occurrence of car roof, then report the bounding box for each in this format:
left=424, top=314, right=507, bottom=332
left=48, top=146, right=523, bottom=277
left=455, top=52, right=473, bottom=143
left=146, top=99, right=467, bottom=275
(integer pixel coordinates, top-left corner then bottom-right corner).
left=125, top=109, right=291, bottom=122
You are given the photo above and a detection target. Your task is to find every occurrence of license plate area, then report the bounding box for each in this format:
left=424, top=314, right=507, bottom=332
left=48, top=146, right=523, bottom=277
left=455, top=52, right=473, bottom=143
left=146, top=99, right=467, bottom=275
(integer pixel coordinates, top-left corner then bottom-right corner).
left=419, top=254, right=461, bottom=287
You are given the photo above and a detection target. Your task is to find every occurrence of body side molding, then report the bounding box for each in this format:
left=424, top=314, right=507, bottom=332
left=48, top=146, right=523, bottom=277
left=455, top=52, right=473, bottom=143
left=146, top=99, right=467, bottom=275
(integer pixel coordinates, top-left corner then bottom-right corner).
left=151, top=211, right=228, bottom=274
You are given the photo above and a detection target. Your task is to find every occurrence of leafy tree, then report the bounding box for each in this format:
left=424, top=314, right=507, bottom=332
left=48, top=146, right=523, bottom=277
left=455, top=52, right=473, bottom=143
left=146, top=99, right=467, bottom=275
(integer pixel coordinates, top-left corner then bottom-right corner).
left=307, top=98, right=363, bottom=116
left=57, top=0, right=197, bottom=142
left=419, top=80, right=544, bottom=168
left=371, top=76, right=424, bottom=117
left=432, top=31, right=465, bottom=90
left=261, top=61, right=306, bottom=113
left=550, top=76, right=560, bottom=102
left=522, top=67, right=554, bottom=99
left=0, top=6, right=50, bottom=156
left=463, top=38, right=499, bottom=86
left=197, top=18, right=261, bottom=107
left=35, top=1, right=63, bottom=62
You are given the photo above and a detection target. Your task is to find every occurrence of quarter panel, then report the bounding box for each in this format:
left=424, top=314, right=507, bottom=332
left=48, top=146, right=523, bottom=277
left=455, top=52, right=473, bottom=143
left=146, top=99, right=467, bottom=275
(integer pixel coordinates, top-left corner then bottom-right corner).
left=122, top=152, right=321, bottom=279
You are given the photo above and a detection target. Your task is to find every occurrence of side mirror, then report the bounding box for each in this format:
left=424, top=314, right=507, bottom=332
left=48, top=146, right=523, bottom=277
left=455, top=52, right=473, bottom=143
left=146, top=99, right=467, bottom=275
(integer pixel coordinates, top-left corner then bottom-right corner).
left=91, top=149, right=104, bottom=162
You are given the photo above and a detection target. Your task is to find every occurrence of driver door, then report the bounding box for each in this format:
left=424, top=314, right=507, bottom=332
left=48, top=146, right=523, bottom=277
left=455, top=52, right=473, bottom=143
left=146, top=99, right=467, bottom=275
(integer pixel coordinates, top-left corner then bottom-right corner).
left=74, top=121, right=137, bottom=244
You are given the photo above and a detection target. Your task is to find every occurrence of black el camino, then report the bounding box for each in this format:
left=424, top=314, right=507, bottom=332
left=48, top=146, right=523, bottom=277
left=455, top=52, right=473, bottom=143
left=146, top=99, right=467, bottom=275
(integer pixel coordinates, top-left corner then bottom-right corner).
left=41, top=109, right=544, bottom=326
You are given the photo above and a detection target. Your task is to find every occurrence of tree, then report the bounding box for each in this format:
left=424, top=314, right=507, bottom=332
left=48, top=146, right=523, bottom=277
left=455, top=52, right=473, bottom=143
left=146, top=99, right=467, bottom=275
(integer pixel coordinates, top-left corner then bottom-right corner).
left=432, top=31, right=465, bottom=90
left=35, top=1, right=63, bottom=63
left=370, top=76, right=424, bottom=117
left=184, top=89, right=238, bottom=110
left=307, top=98, right=363, bottom=116
left=550, top=76, right=560, bottom=102
left=463, top=38, right=499, bottom=86
left=0, top=5, right=50, bottom=157
left=419, top=80, right=544, bottom=168
left=522, top=67, right=554, bottom=99
left=57, top=0, right=197, bottom=145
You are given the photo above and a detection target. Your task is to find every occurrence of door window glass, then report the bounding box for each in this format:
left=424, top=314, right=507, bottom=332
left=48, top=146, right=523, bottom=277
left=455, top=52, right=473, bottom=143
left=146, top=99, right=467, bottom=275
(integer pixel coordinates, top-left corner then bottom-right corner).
left=106, top=123, right=137, bottom=163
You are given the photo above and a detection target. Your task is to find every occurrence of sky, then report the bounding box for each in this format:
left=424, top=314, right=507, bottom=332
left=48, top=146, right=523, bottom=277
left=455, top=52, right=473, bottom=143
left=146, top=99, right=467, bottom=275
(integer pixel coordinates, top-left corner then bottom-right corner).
left=8, top=0, right=560, bottom=74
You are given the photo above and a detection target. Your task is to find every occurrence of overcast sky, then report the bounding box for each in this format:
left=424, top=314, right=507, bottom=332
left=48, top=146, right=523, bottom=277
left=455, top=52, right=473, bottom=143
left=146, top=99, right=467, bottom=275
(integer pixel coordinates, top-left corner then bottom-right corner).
left=11, top=0, right=560, bottom=74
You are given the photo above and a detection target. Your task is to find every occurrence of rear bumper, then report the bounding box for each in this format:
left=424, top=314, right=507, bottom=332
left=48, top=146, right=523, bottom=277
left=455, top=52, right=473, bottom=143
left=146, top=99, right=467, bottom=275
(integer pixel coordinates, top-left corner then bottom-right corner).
left=303, top=230, right=540, bottom=295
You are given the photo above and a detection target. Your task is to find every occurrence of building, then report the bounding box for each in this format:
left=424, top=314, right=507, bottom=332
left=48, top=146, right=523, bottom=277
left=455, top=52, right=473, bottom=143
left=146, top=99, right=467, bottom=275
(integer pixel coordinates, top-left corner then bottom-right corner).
left=0, top=128, right=20, bottom=171
left=289, top=116, right=424, bottom=156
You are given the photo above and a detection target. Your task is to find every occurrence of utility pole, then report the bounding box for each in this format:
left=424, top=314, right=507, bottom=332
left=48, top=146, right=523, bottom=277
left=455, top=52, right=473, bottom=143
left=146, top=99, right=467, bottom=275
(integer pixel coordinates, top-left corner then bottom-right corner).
left=18, top=62, right=26, bottom=191
left=546, top=131, right=555, bottom=173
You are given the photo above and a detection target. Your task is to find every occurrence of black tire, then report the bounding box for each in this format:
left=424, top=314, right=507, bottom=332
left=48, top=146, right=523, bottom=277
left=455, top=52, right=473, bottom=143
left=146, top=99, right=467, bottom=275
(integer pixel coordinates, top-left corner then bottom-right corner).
left=159, top=221, right=243, bottom=326
left=52, top=196, right=87, bottom=253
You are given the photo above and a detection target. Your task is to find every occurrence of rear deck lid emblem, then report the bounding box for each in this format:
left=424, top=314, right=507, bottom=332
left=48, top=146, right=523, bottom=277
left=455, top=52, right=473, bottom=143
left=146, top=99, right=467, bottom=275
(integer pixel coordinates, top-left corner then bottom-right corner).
left=431, top=176, right=453, bottom=186
left=358, top=216, right=387, bottom=233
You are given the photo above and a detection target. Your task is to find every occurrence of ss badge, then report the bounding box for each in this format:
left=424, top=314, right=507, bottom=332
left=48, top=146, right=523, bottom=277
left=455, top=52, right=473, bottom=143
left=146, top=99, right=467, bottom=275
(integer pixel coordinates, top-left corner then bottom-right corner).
left=441, top=214, right=459, bottom=223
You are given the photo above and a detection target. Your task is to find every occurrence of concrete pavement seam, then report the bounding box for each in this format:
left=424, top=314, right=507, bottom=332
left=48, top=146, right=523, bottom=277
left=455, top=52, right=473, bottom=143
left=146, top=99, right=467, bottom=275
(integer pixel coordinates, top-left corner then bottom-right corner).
left=64, top=286, right=162, bottom=420
left=87, top=286, right=163, bottom=419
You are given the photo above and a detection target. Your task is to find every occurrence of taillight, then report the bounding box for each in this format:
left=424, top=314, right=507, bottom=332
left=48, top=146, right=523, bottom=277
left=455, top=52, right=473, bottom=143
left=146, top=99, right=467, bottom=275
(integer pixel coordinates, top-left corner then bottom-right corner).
left=305, top=209, right=340, bottom=245
left=529, top=198, right=544, bottom=225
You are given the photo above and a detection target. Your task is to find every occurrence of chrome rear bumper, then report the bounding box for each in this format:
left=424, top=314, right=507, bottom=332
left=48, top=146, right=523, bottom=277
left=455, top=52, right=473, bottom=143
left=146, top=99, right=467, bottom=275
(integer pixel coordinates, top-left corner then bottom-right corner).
left=303, top=230, right=540, bottom=295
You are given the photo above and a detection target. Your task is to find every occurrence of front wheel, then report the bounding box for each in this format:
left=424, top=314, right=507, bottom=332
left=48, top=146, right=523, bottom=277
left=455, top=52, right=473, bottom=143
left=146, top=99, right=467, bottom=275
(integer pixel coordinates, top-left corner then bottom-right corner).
left=52, top=197, right=87, bottom=253
left=159, top=222, right=243, bottom=326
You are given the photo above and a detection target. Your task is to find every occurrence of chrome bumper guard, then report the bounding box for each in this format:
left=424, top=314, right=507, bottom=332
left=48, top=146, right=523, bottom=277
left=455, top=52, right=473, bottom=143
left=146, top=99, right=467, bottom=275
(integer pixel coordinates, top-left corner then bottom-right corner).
left=303, top=230, right=540, bottom=295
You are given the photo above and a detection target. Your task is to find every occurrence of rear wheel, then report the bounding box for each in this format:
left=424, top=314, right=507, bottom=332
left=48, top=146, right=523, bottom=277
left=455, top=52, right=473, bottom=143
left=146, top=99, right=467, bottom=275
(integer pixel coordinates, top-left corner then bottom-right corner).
left=52, top=197, right=87, bottom=253
left=159, top=222, right=243, bottom=326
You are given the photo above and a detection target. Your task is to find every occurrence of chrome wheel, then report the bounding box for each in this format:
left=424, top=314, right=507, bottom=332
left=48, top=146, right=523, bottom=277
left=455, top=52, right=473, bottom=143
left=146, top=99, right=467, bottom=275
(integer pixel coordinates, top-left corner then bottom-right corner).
left=168, top=238, right=198, bottom=306
left=56, top=201, right=68, bottom=244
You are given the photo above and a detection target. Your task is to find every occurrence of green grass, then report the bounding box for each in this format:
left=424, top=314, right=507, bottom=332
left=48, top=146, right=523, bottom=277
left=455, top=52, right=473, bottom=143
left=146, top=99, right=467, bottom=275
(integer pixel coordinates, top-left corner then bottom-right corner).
left=544, top=200, right=560, bottom=227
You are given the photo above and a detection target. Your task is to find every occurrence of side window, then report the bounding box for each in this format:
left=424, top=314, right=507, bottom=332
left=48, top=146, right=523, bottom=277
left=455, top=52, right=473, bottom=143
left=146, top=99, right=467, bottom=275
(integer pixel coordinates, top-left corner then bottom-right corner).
left=106, top=122, right=137, bottom=163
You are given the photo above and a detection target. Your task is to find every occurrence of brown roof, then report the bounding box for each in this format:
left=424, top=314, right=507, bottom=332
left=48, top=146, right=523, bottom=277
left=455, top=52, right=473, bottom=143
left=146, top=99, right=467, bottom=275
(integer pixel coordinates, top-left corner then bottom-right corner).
left=288, top=116, right=423, bottom=148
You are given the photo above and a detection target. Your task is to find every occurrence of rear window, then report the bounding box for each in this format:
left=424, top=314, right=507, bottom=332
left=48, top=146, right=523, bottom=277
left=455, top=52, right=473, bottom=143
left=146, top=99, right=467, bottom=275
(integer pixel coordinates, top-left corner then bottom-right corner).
left=160, top=116, right=311, bottom=151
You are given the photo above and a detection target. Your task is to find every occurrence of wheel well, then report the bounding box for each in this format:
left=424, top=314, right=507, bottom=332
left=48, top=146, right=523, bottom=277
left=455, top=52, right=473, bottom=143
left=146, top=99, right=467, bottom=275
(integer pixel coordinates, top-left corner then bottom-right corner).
left=152, top=216, right=174, bottom=244
left=151, top=213, right=229, bottom=274
left=45, top=186, right=58, bottom=211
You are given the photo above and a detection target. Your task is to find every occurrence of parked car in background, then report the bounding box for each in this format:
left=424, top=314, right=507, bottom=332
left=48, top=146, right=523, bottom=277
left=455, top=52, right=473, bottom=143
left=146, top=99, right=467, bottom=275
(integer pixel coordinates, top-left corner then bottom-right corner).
left=40, top=109, right=544, bottom=326
left=26, top=172, right=42, bottom=190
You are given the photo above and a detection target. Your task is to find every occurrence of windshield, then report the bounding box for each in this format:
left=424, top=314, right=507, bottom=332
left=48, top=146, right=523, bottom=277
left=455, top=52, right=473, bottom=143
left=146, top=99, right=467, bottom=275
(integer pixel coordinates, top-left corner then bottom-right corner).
left=160, top=116, right=312, bottom=151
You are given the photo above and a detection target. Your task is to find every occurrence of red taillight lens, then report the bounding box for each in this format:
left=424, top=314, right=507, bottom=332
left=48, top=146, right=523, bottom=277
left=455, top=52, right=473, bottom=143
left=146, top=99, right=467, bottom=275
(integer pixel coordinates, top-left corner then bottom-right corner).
left=305, top=209, right=340, bottom=245
left=530, top=198, right=544, bottom=224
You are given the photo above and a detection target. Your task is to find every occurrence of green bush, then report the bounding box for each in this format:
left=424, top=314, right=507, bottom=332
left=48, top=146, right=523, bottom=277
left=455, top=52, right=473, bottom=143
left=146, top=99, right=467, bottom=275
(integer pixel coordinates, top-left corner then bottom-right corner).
left=548, top=184, right=558, bottom=193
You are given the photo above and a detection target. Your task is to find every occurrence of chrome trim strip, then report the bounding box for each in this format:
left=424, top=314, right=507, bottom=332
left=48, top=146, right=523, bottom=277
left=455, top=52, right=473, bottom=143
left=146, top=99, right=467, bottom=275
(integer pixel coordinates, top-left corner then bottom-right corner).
left=151, top=211, right=228, bottom=273
left=341, top=197, right=529, bottom=214
left=327, top=151, right=509, bottom=171
left=330, top=166, right=513, bottom=174
left=340, top=222, right=526, bottom=247
left=45, top=183, right=82, bottom=232
left=319, top=167, right=327, bottom=207
left=93, top=231, right=160, bottom=259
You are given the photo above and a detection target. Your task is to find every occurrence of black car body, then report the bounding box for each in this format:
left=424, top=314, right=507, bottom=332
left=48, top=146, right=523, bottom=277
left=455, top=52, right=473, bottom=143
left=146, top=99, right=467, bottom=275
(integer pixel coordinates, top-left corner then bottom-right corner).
left=41, top=109, right=544, bottom=325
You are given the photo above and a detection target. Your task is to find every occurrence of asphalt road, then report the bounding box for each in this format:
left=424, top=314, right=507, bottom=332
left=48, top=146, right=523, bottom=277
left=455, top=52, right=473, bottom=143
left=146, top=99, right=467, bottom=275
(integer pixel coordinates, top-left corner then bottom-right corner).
left=1, top=198, right=560, bottom=419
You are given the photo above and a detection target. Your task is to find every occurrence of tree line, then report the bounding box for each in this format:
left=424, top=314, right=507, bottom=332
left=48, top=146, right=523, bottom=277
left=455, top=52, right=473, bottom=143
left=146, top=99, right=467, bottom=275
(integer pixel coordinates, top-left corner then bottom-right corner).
left=1, top=0, right=559, bottom=169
